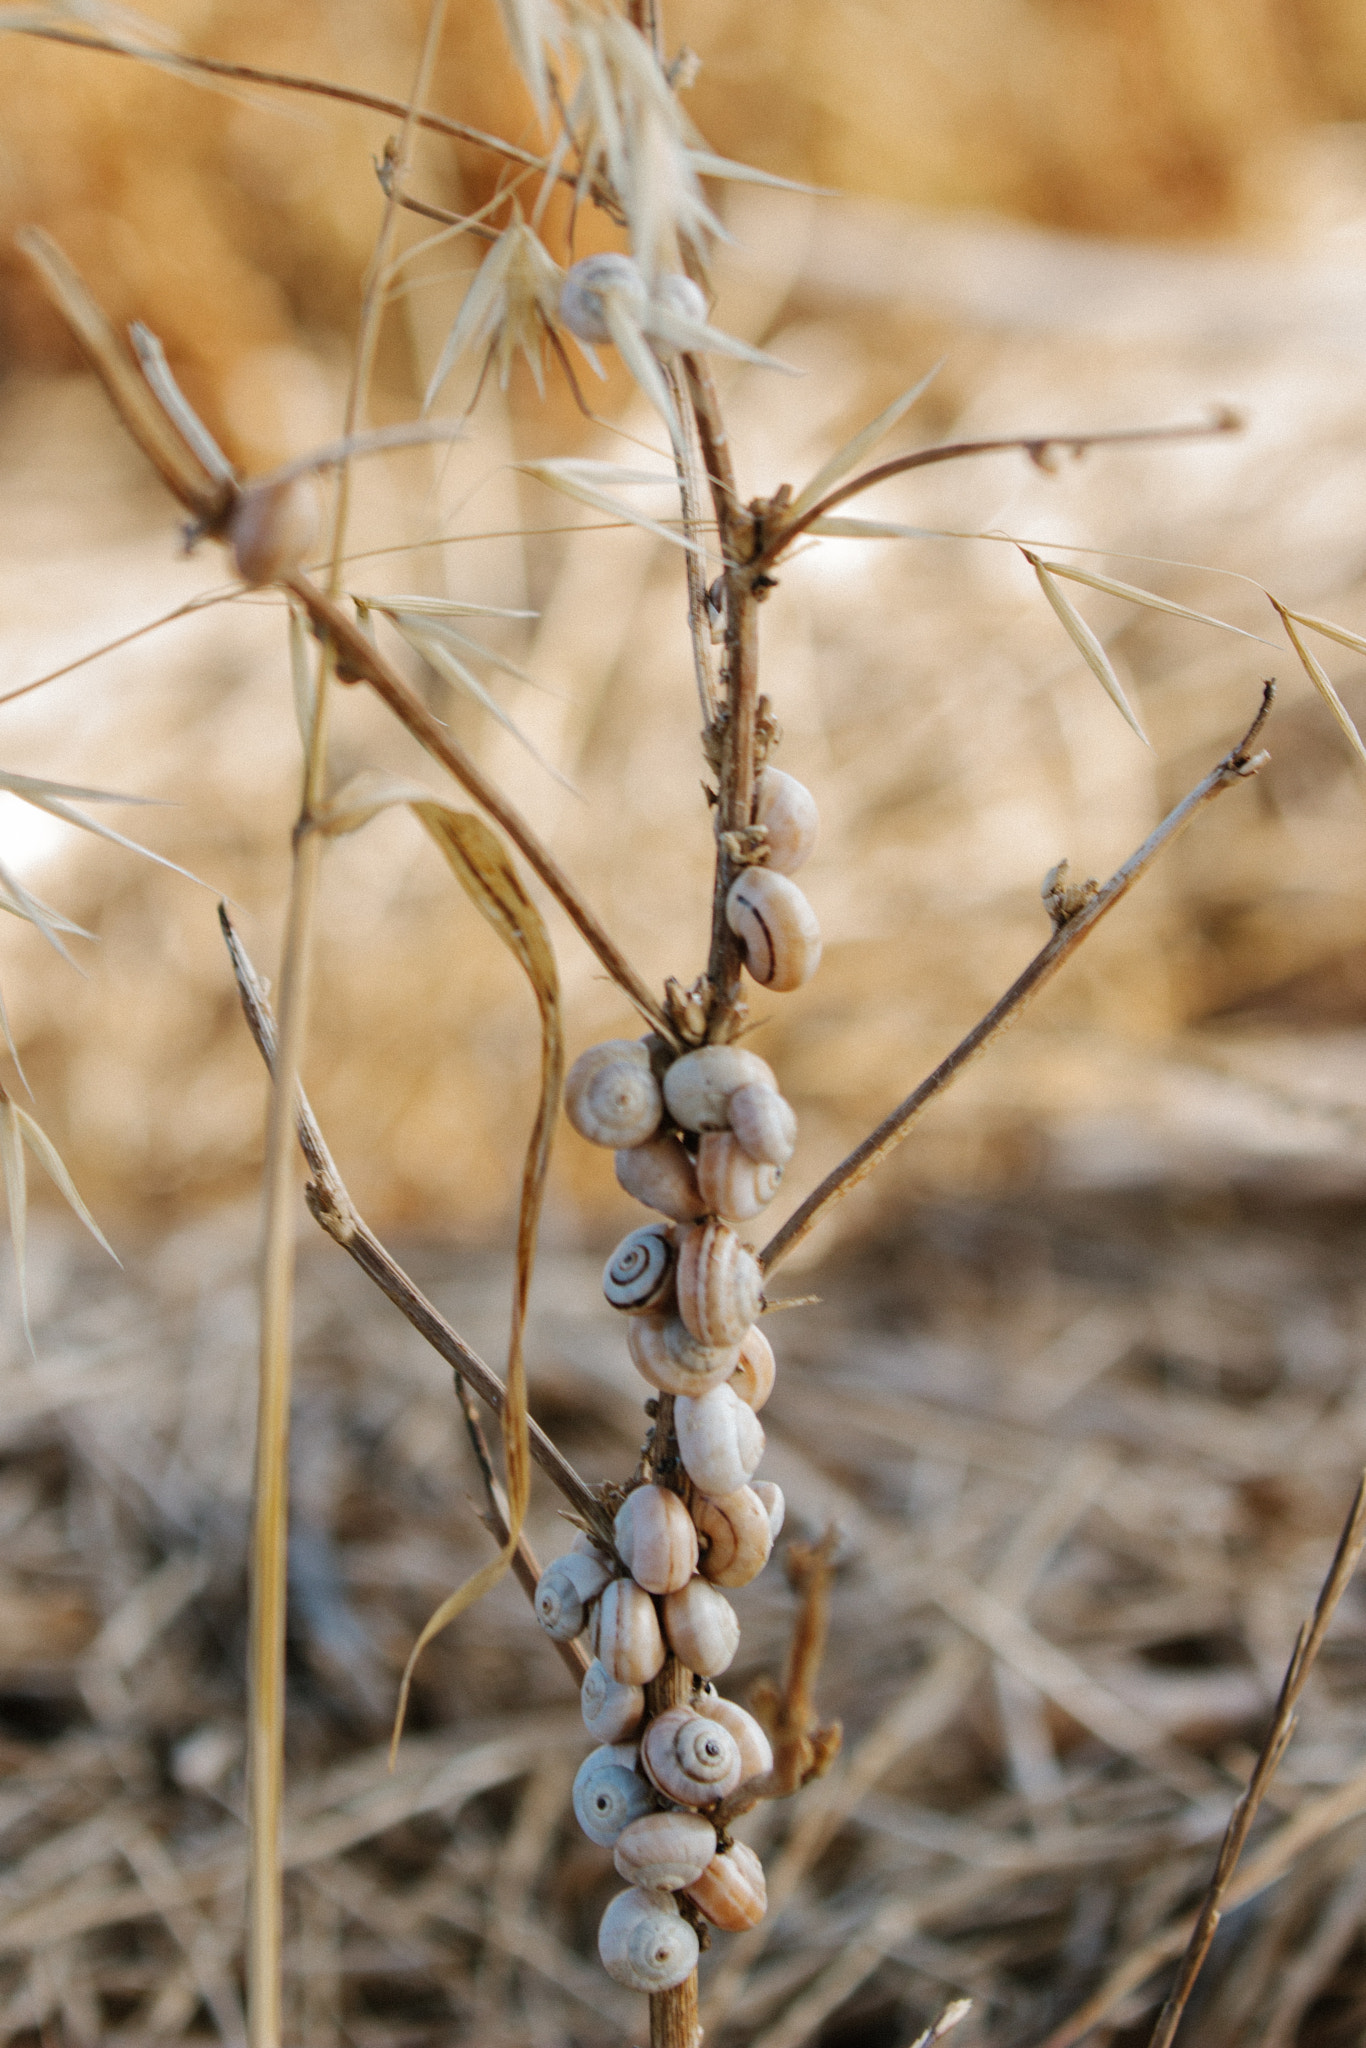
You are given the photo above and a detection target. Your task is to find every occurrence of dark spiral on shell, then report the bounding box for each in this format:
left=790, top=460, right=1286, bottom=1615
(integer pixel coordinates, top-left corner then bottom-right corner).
left=603, top=1224, right=676, bottom=1312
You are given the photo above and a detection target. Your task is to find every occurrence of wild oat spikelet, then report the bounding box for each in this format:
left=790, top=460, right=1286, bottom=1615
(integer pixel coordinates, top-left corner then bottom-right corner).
left=425, top=216, right=564, bottom=409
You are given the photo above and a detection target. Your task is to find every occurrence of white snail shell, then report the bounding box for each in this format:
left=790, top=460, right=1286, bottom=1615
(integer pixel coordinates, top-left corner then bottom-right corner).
left=593, top=1576, right=667, bottom=1686
left=614, top=1484, right=699, bottom=1596
left=565, top=1040, right=662, bottom=1148
left=696, top=1695, right=774, bottom=1783
left=693, top=1485, right=773, bottom=1588
left=614, top=1135, right=709, bottom=1222
left=731, top=1325, right=776, bottom=1411
left=696, top=1131, right=783, bottom=1221
left=684, top=1842, right=768, bottom=1931
left=646, top=272, right=709, bottom=357
left=533, top=1550, right=614, bottom=1641
left=662, top=1045, right=776, bottom=1133
left=581, top=1659, right=645, bottom=1743
left=728, top=1082, right=798, bottom=1168
left=726, top=869, right=822, bottom=992
left=641, top=1705, right=743, bottom=1806
left=603, top=1223, right=677, bottom=1313
left=613, top=1809, right=717, bottom=1890
left=560, top=253, right=650, bottom=344
left=597, top=1886, right=699, bottom=1992
left=676, top=1220, right=764, bottom=1348
left=627, top=1312, right=740, bottom=1398
left=676, top=1382, right=765, bottom=1498
left=229, top=476, right=322, bottom=587
left=755, top=766, right=819, bottom=876
left=752, top=1479, right=786, bottom=1541
left=572, top=1742, right=654, bottom=1846
left=661, top=1577, right=740, bottom=1677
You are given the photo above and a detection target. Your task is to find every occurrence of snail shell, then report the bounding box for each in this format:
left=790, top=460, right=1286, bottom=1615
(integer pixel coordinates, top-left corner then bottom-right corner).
left=731, top=1325, right=776, bottom=1411
left=597, top=1886, right=699, bottom=1992
left=565, top=1040, right=662, bottom=1149
left=614, top=1484, right=698, bottom=1596
left=229, top=476, right=321, bottom=587
left=676, top=1220, right=764, bottom=1348
left=603, top=1223, right=677, bottom=1313
left=752, top=1480, right=786, bottom=1541
left=613, top=1809, right=717, bottom=1890
left=696, top=1695, right=774, bottom=1783
left=685, top=1842, right=768, bottom=1931
left=581, top=1659, right=645, bottom=1743
left=593, top=1576, right=666, bottom=1686
left=646, top=272, right=709, bottom=357
left=534, top=1550, right=614, bottom=1641
left=693, top=1485, right=773, bottom=1588
left=696, top=1132, right=783, bottom=1222
left=615, top=1135, right=708, bottom=1222
left=627, top=1312, right=740, bottom=1398
left=641, top=1705, right=743, bottom=1806
left=661, top=1577, right=741, bottom=1677
left=560, top=252, right=650, bottom=344
left=676, top=1382, right=766, bottom=1498
left=755, top=766, right=819, bottom=876
left=728, top=1082, right=798, bottom=1168
left=726, top=869, right=822, bottom=993
left=662, top=1045, right=776, bottom=1134
left=572, top=1742, right=654, bottom=1846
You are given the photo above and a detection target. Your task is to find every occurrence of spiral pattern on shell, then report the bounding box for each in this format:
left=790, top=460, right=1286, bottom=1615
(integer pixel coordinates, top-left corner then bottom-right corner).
left=627, top=1313, right=740, bottom=1398
left=603, top=1223, right=677, bottom=1313
left=693, top=1485, right=773, bottom=1588
left=676, top=1220, right=764, bottom=1348
left=726, top=867, right=822, bottom=992
left=696, top=1694, right=774, bottom=1782
left=685, top=1841, right=768, bottom=1930
left=580, top=1660, right=646, bottom=1744
left=565, top=1040, right=662, bottom=1148
left=572, top=1743, right=654, bottom=1846
left=728, top=1082, right=798, bottom=1168
left=613, top=1810, right=717, bottom=1890
left=641, top=1705, right=743, bottom=1806
left=597, top=1887, right=699, bottom=1992
left=731, top=1325, right=776, bottom=1411
left=696, top=1131, right=783, bottom=1221
left=675, top=1381, right=766, bottom=1498
left=533, top=1551, right=613, bottom=1640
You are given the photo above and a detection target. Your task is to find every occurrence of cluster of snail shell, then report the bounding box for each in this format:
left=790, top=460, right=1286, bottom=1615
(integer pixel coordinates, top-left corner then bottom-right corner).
left=532, top=768, right=820, bottom=1994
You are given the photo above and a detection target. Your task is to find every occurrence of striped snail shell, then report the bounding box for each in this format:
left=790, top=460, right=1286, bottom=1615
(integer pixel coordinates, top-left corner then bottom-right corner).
left=731, top=1325, right=776, bottom=1411
left=229, top=476, right=321, bottom=587
left=627, top=1312, right=740, bottom=1398
left=661, top=1577, right=740, bottom=1677
left=755, top=766, right=819, bottom=875
left=603, top=1223, right=677, bottom=1313
left=614, top=1134, right=708, bottom=1222
left=581, top=1659, right=646, bottom=1743
left=752, top=1479, right=786, bottom=1541
left=726, top=869, right=822, bottom=993
left=676, top=1382, right=765, bottom=1498
left=676, top=1220, right=764, bottom=1348
left=693, top=1485, right=773, bottom=1589
left=572, top=1742, right=654, bottom=1846
left=565, top=1040, right=662, bottom=1148
left=534, top=1550, right=614, bottom=1641
left=696, top=1694, right=774, bottom=1783
left=662, top=1045, right=776, bottom=1133
left=593, top=1575, right=667, bottom=1686
left=696, top=1131, right=783, bottom=1222
left=560, top=252, right=650, bottom=345
left=728, top=1082, right=798, bottom=1168
left=613, top=1809, right=717, bottom=1890
left=598, top=1886, right=699, bottom=1992
left=614, top=1484, right=698, bottom=1596
left=684, top=1842, right=768, bottom=1931
left=641, top=1705, right=743, bottom=1806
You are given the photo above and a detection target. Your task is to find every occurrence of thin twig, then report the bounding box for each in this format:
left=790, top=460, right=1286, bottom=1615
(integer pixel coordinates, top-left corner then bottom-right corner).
left=761, top=683, right=1275, bottom=1276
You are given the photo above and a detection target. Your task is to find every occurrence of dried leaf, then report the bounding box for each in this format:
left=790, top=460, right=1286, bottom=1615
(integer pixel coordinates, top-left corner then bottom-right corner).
left=520, top=459, right=706, bottom=555
left=1274, top=603, right=1366, bottom=769
left=1025, top=550, right=1149, bottom=744
left=788, top=363, right=945, bottom=521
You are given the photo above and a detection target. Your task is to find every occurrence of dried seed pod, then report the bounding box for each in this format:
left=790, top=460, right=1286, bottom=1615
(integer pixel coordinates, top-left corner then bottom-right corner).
left=726, top=869, right=822, bottom=992
left=685, top=1842, right=767, bottom=1930
left=641, top=1705, right=743, bottom=1806
left=572, top=1742, right=654, bottom=1846
left=662, top=1045, right=776, bottom=1133
left=560, top=252, right=650, bottom=344
left=696, top=1131, right=783, bottom=1221
left=615, top=1135, right=709, bottom=1222
left=593, top=1576, right=666, bottom=1686
left=755, top=766, right=819, bottom=875
left=693, top=1486, right=773, bottom=1588
left=696, top=1695, right=774, bottom=1782
left=676, top=1382, right=765, bottom=1498
left=731, top=1325, right=776, bottom=1411
left=627, top=1312, right=740, bottom=1398
left=728, top=1082, right=798, bottom=1168
left=661, top=1577, right=740, bottom=1677
left=598, top=1886, right=699, bottom=1992
left=614, top=1484, right=698, bottom=1596
left=533, top=1551, right=614, bottom=1641
left=752, top=1480, right=786, bottom=1541
left=229, top=476, right=322, bottom=587
left=676, top=1220, right=764, bottom=1347
left=581, top=1659, right=645, bottom=1743
left=603, top=1223, right=677, bottom=1313
left=613, top=1809, right=717, bottom=1890
left=564, top=1040, right=662, bottom=1148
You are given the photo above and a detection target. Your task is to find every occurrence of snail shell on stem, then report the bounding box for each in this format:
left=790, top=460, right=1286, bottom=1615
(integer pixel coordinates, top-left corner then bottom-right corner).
left=728, top=1082, right=798, bottom=1168
left=615, top=1134, right=708, bottom=1222
left=581, top=1659, right=645, bottom=1743
left=603, top=1223, right=677, bottom=1313
left=560, top=252, right=650, bottom=344
left=676, top=1381, right=766, bottom=1498
left=593, top=1576, right=666, bottom=1686
left=572, top=1742, right=653, bottom=1846
left=661, top=1576, right=740, bottom=1677
left=229, top=476, right=321, bottom=587
left=731, top=1325, right=776, bottom=1411
left=676, top=1220, right=764, bottom=1348
left=641, top=1705, right=743, bottom=1806
left=755, top=766, right=819, bottom=875
left=612, top=1810, right=716, bottom=1890
left=597, top=1886, right=699, bottom=1992
left=696, top=1131, right=782, bottom=1221
left=695, top=1694, right=774, bottom=1782
left=662, top=1045, right=776, bottom=1133
left=752, top=1479, right=786, bottom=1540
left=533, top=1550, right=613, bottom=1640
left=627, top=1312, right=739, bottom=1398
left=685, top=1842, right=768, bottom=1930
left=693, top=1485, right=773, bottom=1588
left=565, top=1040, right=662, bottom=1148
left=614, top=1484, right=698, bottom=1596
left=726, top=868, right=822, bottom=992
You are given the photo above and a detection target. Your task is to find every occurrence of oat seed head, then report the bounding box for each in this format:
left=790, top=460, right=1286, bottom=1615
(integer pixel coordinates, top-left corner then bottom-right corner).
left=424, top=218, right=563, bottom=409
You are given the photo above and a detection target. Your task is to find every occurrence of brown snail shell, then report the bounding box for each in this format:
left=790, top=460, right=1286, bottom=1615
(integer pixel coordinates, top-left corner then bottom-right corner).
left=597, top=1885, right=699, bottom=1992
left=693, top=1485, right=773, bottom=1588
left=533, top=1550, right=614, bottom=1640
left=662, top=1045, right=776, bottom=1133
left=752, top=1480, right=786, bottom=1541
left=726, top=869, right=822, bottom=992
left=676, top=1220, right=764, bottom=1348
left=581, top=1659, right=646, bottom=1743
left=661, top=1577, right=740, bottom=1677
left=613, top=1810, right=717, bottom=1890
left=641, top=1705, right=743, bottom=1806
left=614, top=1484, right=698, bottom=1595
left=627, top=1312, right=740, bottom=1398
left=675, top=1382, right=765, bottom=1498
left=696, top=1132, right=783, bottom=1221
left=614, top=1135, right=708, bottom=1222
left=229, top=476, right=322, bottom=587
left=572, top=1742, right=654, bottom=1846
left=695, top=1695, right=774, bottom=1783
left=565, top=1040, right=662, bottom=1148
left=731, top=1325, right=776, bottom=1411
left=727, top=1082, right=798, bottom=1168
left=603, top=1223, right=677, bottom=1313
left=755, top=766, right=819, bottom=876
left=593, top=1576, right=666, bottom=1686
left=684, top=1841, right=767, bottom=1930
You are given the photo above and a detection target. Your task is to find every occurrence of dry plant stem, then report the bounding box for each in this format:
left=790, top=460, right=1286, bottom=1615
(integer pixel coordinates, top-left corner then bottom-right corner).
left=761, top=683, right=1275, bottom=1276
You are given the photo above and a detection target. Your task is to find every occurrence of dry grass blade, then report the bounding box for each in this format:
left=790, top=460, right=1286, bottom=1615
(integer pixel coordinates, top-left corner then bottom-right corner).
left=785, top=363, right=945, bottom=522
left=1035, top=558, right=1271, bottom=645
left=1271, top=599, right=1366, bottom=768
left=0, top=1087, right=116, bottom=1352
left=519, top=459, right=707, bottom=555
left=380, top=609, right=572, bottom=787
left=1025, top=550, right=1150, bottom=742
